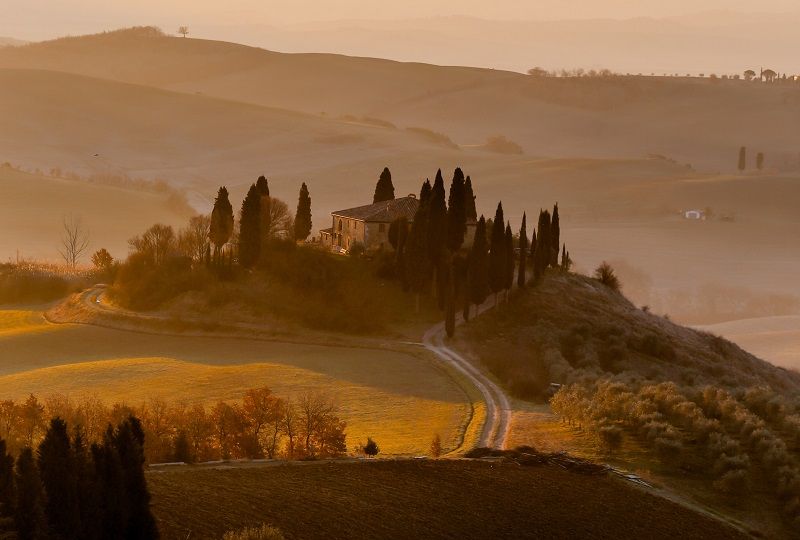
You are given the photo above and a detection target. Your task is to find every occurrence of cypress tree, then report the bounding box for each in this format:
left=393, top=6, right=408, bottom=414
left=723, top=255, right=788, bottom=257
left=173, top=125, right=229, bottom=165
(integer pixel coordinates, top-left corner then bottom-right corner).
left=256, top=175, right=270, bottom=197
left=529, top=229, right=536, bottom=265
left=756, top=152, right=764, bottom=170
left=0, top=438, right=14, bottom=520
left=504, top=223, right=514, bottom=293
left=91, top=433, right=126, bottom=539
left=405, top=200, right=431, bottom=312
left=73, top=431, right=99, bottom=540
left=534, top=210, right=551, bottom=281
left=550, top=203, right=560, bottom=268
left=373, top=167, right=395, bottom=203
left=467, top=217, right=490, bottom=317
left=738, top=146, right=746, bottom=171
left=209, top=186, right=234, bottom=264
left=113, top=417, right=158, bottom=540
left=238, top=184, right=262, bottom=268
left=15, top=448, right=45, bottom=540
left=294, top=182, right=312, bottom=242
left=517, top=213, right=528, bottom=288
left=419, top=179, right=432, bottom=204
left=38, top=418, right=80, bottom=539
left=488, top=203, right=506, bottom=302
left=446, top=168, right=467, bottom=252
left=429, top=170, right=449, bottom=309
left=444, top=255, right=456, bottom=338
left=464, top=176, right=477, bottom=222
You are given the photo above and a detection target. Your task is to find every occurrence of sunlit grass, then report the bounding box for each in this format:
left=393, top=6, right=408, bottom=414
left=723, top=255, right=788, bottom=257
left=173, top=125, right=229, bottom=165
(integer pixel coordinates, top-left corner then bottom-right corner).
left=0, top=355, right=470, bottom=456
left=0, top=310, right=60, bottom=336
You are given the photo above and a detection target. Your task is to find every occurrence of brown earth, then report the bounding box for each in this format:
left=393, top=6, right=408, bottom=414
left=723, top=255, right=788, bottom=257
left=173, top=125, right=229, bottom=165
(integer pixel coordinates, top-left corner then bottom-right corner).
left=147, top=459, right=750, bottom=540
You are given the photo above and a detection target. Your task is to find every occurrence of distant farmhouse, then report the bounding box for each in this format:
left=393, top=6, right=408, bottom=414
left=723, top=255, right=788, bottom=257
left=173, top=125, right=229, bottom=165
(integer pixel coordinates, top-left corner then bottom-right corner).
left=320, top=194, right=477, bottom=253
left=320, top=195, right=420, bottom=252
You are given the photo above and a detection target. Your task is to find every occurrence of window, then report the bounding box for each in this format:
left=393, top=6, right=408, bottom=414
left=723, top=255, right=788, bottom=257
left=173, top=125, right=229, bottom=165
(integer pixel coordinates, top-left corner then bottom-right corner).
left=379, top=223, right=386, bottom=233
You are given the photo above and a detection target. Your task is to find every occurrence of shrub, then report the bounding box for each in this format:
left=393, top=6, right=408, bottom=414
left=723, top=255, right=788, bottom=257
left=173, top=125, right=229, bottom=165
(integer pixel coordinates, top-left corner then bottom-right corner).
left=0, top=263, right=77, bottom=304
left=598, top=424, right=623, bottom=452
left=430, top=434, right=442, bottom=458
left=593, top=262, right=621, bottom=292
left=363, top=437, right=379, bottom=457
left=223, top=523, right=285, bottom=540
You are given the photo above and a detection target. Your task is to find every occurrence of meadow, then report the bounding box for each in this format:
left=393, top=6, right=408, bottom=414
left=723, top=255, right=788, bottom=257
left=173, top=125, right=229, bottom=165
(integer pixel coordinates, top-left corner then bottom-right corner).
left=0, top=309, right=477, bottom=456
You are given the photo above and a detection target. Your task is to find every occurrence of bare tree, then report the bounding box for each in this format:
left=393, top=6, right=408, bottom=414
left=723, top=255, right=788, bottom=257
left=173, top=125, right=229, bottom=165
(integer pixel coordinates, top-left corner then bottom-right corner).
left=178, top=26, right=189, bottom=38
left=178, top=214, right=211, bottom=262
left=59, top=215, right=90, bottom=268
left=264, top=197, right=294, bottom=241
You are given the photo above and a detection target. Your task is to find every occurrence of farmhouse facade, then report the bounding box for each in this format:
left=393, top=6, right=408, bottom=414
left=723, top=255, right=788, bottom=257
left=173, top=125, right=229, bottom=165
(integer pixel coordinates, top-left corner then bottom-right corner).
left=320, top=195, right=477, bottom=252
left=321, top=196, right=420, bottom=252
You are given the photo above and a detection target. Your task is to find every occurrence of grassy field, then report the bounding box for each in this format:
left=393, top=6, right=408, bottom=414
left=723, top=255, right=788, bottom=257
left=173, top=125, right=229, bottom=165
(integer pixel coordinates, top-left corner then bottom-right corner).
left=147, top=459, right=749, bottom=540
left=0, top=310, right=475, bottom=455
left=0, top=310, right=58, bottom=337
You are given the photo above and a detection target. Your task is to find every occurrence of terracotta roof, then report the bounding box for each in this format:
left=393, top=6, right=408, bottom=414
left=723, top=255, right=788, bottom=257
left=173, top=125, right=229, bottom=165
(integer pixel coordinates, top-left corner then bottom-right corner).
left=332, top=196, right=419, bottom=223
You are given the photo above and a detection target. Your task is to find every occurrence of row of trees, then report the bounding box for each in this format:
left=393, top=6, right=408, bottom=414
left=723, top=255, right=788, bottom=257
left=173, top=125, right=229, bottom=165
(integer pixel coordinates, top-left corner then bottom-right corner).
left=550, top=380, right=800, bottom=524
left=0, top=416, right=158, bottom=539
left=0, top=389, right=347, bottom=465
left=737, top=146, right=765, bottom=172
left=382, top=167, right=568, bottom=336
left=209, top=177, right=313, bottom=268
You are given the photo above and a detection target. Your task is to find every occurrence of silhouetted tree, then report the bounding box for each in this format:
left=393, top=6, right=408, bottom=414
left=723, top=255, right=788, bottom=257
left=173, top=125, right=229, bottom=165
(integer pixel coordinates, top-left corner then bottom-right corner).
left=756, top=152, right=764, bottom=171
left=517, top=213, right=528, bottom=288
left=534, top=210, right=551, bottom=281
left=238, top=184, right=262, bottom=268
left=172, top=431, right=192, bottom=464
left=294, top=182, right=312, bottom=242
left=388, top=217, right=410, bottom=289
left=91, top=434, right=125, bottom=538
left=465, top=216, right=489, bottom=320
left=405, top=201, right=431, bottom=312
left=464, top=176, right=477, bottom=222
left=446, top=168, right=467, bottom=252
left=550, top=204, right=560, bottom=268
left=59, top=215, right=90, bottom=268
left=14, top=448, right=45, bottom=540
left=113, top=417, right=159, bottom=539
left=419, top=179, right=432, bottom=204
left=363, top=438, right=379, bottom=457
left=256, top=176, right=270, bottom=197
left=0, top=439, right=14, bottom=520
left=444, top=255, right=456, bottom=337
left=488, top=203, right=506, bottom=302
left=504, top=223, right=514, bottom=294
left=72, top=431, right=99, bottom=540
left=37, top=418, right=79, bottom=538
left=429, top=170, right=449, bottom=309
left=209, top=187, right=234, bottom=264
left=91, top=248, right=114, bottom=273
left=373, top=167, right=395, bottom=203
left=738, top=147, right=746, bottom=172
left=177, top=26, right=188, bottom=38
left=561, top=244, right=572, bottom=271
left=594, top=262, right=621, bottom=292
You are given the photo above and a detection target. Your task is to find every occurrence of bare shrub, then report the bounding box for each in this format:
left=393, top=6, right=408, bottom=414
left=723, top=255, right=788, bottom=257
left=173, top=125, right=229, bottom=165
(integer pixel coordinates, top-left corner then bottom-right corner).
left=223, top=523, right=285, bottom=540
left=593, top=262, right=621, bottom=292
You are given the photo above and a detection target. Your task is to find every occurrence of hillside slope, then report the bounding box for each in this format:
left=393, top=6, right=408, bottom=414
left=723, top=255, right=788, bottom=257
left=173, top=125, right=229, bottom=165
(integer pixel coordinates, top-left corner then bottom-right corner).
left=2, top=28, right=798, bottom=170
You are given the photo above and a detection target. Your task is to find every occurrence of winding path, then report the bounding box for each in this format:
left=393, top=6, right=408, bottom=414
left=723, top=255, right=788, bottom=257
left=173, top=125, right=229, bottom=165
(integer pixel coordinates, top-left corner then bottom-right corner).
left=68, top=286, right=512, bottom=450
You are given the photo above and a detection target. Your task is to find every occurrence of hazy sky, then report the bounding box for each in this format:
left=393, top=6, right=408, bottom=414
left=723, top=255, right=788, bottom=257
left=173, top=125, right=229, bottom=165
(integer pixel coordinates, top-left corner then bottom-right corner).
left=3, top=0, right=800, bottom=40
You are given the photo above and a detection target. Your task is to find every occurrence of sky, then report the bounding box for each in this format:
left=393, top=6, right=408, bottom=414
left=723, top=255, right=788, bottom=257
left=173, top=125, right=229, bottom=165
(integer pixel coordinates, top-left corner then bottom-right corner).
left=2, top=0, right=800, bottom=40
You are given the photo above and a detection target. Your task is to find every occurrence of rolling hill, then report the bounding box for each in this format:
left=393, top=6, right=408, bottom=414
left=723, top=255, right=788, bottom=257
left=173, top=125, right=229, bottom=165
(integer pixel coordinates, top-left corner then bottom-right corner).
left=1, top=27, right=798, bottom=171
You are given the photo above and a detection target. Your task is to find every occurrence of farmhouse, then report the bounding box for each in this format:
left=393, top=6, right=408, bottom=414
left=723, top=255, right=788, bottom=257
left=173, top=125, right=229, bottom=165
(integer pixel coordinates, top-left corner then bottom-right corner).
left=321, top=195, right=420, bottom=252
left=320, top=195, right=477, bottom=252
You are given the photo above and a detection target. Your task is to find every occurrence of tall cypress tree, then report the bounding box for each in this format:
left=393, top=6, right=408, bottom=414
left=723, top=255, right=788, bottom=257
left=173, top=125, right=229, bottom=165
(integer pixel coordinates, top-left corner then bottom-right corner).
left=419, top=179, right=432, bottom=204
left=429, top=170, right=449, bottom=310
left=38, top=418, right=80, bottom=539
left=15, top=448, right=45, bottom=540
left=446, top=168, right=467, bottom=252
left=517, top=213, right=528, bottom=288
left=464, top=176, right=477, bottom=223
left=209, top=186, right=234, bottom=264
left=256, top=176, right=270, bottom=197
left=534, top=210, right=551, bottom=281
left=466, top=216, right=489, bottom=319
left=92, top=433, right=126, bottom=539
left=238, top=184, right=262, bottom=268
left=373, top=167, right=395, bottom=203
left=73, top=431, right=99, bottom=540
left=256, top=176, right=271, bottom=253
left=550, top=203, right=560, bottom=268
left=504, top=223, right=514, bottom=293
left=405, top=200, right=431, bottom=312
left=113, top=417, right=158, bottom=540
left=738, top=146, right=746, bottom=172
left=444, top=254, right=456, bottom=338
left=488, top=203, right=506, bottom=302
left=294, top=182, right=312, bottom=241
left=0, top=438, right=14, bottom=521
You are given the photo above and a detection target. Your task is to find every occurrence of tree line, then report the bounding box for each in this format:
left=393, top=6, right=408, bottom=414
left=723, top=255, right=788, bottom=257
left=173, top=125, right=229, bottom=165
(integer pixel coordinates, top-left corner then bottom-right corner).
left=0, top=415, right=158, bottom=539
left=551, top=380, right=800, bottom=525
left=0, top=389, right=346, bottom=466
left=379, top=167, right=569, bottom=336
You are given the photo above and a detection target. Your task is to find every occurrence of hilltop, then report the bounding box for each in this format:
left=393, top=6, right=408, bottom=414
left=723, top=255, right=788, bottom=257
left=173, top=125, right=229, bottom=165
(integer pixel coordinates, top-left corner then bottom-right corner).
left=1, top=27, right=798, bottom=171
